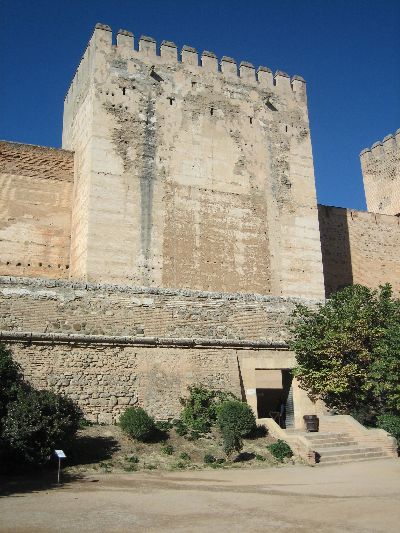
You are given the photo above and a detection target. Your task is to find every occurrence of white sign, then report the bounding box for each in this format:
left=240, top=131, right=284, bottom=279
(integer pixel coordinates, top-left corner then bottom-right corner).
left=246, top=389, right=256, bottom=396
left=55, top=450, right=66, bottom=459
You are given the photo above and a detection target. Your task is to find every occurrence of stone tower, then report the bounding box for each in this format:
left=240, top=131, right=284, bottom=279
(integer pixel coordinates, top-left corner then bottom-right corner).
left=62, top=23, right=324, bottom=299
left=360, top=130, right=400, bottom=215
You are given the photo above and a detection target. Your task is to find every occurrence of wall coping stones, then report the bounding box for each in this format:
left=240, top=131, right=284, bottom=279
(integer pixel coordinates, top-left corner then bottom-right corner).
left=0, top=276, right=323, bottom=305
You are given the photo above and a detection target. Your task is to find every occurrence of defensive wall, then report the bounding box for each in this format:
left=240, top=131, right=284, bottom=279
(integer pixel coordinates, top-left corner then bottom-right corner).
left=0, top=23, right=399, bottom=428
left=0, top=276, right=320, bottom=425
left=318, top=205, right=400, bottom=296
left=0, top=141, right=73, bottom=279
left=360, top=130, right=400, bottom=215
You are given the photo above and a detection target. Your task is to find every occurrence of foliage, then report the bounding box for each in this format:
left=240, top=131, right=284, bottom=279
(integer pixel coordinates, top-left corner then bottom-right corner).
left=289, top=284, right=400, bottom=418
left=3, top=388, right=82, bottom=465
left=179, top=452, right=191, bottom=461
left=0, top=344, right=24, bottom=425
left=172, top=418, right=188, bottom=437
left=126, top=454, right=139, bottom=464
left=377, top=413, right=400, bottom=446
left=161, top=444, right=174, bottom=455
left=119, top=407, right=156, bottom=442
left=203, top=453, right=216, bottom=464
left=216, top=400, right=256, bottom=457
left=267, top=440, right=293, bottom=462
left=180, top=385, right=237, bottom=435
left=155, top=420, right=172, bottom=432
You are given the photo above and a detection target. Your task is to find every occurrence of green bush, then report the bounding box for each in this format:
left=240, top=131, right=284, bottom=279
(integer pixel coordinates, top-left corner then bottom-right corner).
left=180, top=385, right=237, bottom=435
left=217, top=400, right=256, bottom=457
left=3, top=388, right=82, bottom=465
left=203, top=453, right=216, bottom=464
left=267, top=440, right=293, bottom=462
left=172, top=419, right=188, bottom=437
left=161, top=444, right=174, bottom=455
left=179, top=452, right=191, bottom=461
left=119, top=407, right=156, bottom=442
left=377, top=413, right=400, bottom=446
left=0, top=344, right=24, bottom=424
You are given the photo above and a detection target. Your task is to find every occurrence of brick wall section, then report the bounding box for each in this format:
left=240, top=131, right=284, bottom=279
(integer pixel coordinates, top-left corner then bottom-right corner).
left=318, top=205, right=400, bottom=296
left=0, top=141, right=74, bottom=279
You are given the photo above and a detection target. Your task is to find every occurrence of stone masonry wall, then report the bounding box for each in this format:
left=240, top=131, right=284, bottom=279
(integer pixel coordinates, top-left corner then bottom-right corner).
left=0, top=276, right=304, bottom=421
left=62, top=24, right=325, bottom=299
left=360, top=130, right=400, bottom=215
left=0, top=141, right=74, bottom=279
left=318, top=205, right=400, bottom=296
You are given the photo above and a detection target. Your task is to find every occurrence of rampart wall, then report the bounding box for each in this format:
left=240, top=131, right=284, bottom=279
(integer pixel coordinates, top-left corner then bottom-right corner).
left=0, top=276, right=313, bottom=421
left=0, top=142, right=74, bottom=279
left=360, top=130, right=400, bottom=215
left=318, top=205, right=400, bottom=296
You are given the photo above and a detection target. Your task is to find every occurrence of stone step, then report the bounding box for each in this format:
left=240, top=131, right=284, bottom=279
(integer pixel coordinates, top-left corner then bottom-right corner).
left=309, top=440, right=357, bottom=449
left=318, top=445, right=382, bottom=457
left=318, top=451, right=389, bottom=464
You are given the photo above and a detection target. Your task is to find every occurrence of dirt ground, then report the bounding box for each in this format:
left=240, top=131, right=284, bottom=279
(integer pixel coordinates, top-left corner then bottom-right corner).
left=0, top=458, right=399, bottom=532
left=51, top=424, right=282, bottom=474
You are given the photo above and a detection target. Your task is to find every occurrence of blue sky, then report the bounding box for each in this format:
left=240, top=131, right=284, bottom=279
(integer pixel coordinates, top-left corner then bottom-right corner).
left=0, top=0, right=399, bottom=210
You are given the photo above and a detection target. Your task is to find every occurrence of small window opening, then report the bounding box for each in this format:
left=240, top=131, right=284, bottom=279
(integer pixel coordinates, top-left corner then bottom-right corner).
left=191, top=81, right=196, bottom=88
left=210, top=107, right=214, bottom=116
left=285, top=125, right=288, bottom=132
left=168, top=97, right=174, bottom=105
left=122, top=87, right=126, bottom=96
left=249, top=117, right=253, bottom=124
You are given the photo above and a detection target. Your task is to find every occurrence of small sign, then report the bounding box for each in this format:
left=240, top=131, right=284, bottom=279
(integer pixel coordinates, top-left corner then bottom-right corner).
left=55, top=450, right=66, bottom=459
left=246, top=388, right=256, bottom=396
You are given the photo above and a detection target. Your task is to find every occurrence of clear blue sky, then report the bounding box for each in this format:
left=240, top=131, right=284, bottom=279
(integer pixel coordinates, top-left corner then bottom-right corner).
left=0, top=0, right=399, bottom=210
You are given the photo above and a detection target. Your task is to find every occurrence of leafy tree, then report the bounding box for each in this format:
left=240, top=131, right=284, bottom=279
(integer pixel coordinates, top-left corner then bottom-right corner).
left=289, top=284, right=400, bottom=421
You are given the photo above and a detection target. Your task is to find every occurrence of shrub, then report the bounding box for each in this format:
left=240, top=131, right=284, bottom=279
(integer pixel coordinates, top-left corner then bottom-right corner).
left=377, top=413, right=400, bottom=446
left=203, top=453, right=216, bottom=464
left=172, top=419, right=188, bottom=437
left=126, top=454, right=139, bottom=464
left=3, top=388, right=82, bottom=465
left=119, top=407, right=156, bottom=442
left=0, top=344, right=24, bottom=424
left=267, top=440, right=293, bottom=462
left=216, top=400, right=257, bottom=456
left=180, top=385, right=237, bottom=435
left=155, top=420, right=171, bottom=432
left=161, top=444, right=174, bottom=455
left=179, top=452, right=191, bottom=461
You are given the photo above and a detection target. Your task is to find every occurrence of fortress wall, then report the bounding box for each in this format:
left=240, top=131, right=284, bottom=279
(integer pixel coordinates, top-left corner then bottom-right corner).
left=0, top=142, right=74, bottom=279
left=318, top=205, right=400, bottom=296
left=62, top=24, right=325, bottom=299
left=360, top=130, right=400, bottom=215
left=0, top=276, right=306, bottom=421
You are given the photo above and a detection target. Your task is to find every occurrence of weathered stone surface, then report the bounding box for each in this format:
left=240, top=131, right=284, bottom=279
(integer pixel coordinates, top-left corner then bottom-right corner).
left=360, top=130, right=400, bottom=215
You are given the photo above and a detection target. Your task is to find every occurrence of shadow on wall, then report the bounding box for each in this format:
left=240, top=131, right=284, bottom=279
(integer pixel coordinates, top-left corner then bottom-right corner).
left=318, top=205, right=353, bottom=297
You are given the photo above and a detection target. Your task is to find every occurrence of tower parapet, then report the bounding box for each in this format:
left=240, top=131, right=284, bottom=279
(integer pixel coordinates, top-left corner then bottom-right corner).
left=61, top=23, right=324, bottom=300
left=360, top=130, right=400, bottom=215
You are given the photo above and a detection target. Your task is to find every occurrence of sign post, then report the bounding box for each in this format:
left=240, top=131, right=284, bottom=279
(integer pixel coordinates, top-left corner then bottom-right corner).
left=55, top=450, right=66, bottom=484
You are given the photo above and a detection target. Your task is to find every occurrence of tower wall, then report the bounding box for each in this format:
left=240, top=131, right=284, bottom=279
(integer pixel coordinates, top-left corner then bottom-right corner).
left=62, top=24, right=325, bottom=299
left=360, top=130, right=400, bottom=215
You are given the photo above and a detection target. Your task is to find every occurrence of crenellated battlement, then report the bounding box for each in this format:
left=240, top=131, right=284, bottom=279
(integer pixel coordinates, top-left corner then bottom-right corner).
left=65, top=22, right=306, bottom=102
left=360, top=129, right=400, bottom=215
left=360, top=129, right=400, bottom=161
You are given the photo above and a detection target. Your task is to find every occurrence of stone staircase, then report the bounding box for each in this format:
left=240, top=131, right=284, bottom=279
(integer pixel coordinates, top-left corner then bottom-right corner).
left=303, top=431, right=391, bottom=465
left=261, top=415, right=398, bottom=465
